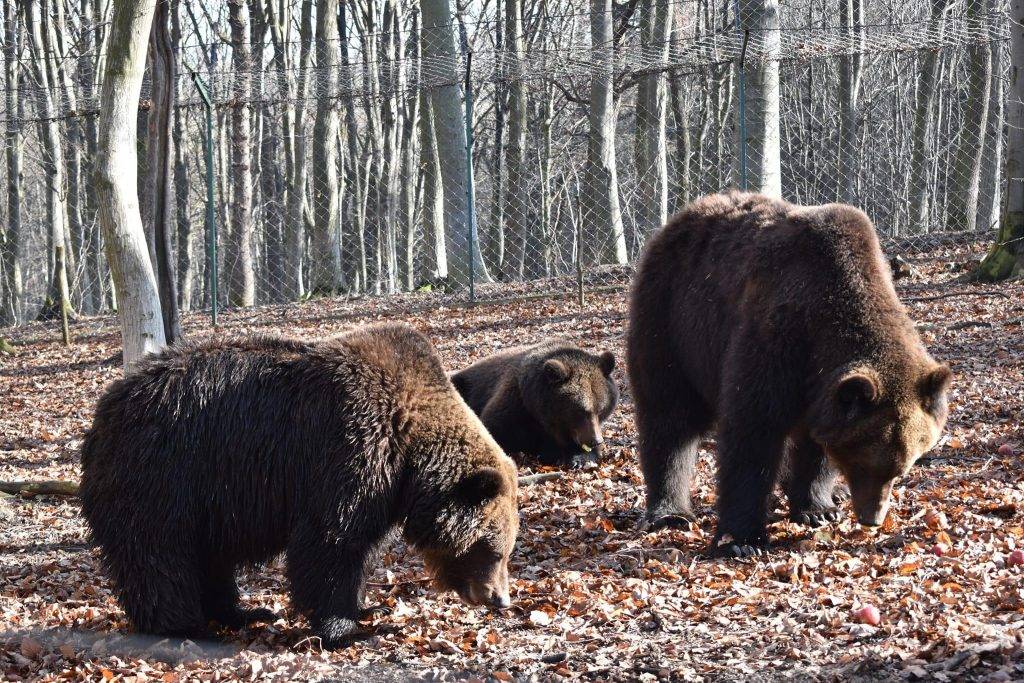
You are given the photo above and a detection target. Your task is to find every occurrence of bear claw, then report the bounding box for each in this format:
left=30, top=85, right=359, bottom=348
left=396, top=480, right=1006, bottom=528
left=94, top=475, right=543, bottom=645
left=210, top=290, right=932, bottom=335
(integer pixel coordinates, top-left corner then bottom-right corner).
left=644, top=511, right=697, bottom=531
left=210, top=606, right=278, bottom=629
left=317, top=617, right=372, bottom=649
left=358, top=604, right=393, bottom=620
left=790, top=507, right=843, bottom=527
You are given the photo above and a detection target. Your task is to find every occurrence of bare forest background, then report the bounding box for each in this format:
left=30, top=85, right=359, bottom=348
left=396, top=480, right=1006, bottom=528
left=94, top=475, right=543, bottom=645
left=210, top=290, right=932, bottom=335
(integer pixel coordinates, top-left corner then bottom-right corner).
left=0, top=0, right=1016, bottom=328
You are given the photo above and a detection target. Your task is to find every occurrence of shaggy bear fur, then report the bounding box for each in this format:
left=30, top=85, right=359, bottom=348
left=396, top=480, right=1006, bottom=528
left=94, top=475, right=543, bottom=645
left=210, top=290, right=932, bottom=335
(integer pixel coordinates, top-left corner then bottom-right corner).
left=79, top=323, right=519, bottom=647
left=627, top=192, right=952, bottom=556
left=450, top=341, right=619, bottom=469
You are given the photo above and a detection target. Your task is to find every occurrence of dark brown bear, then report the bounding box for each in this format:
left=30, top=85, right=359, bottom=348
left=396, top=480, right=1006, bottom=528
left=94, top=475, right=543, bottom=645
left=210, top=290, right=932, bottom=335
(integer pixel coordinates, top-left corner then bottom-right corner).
left=627, top=192, right=951, bottom=556
left=450, top=341, right=619, bottom=469
left=79, top=323, right=519, bottom=647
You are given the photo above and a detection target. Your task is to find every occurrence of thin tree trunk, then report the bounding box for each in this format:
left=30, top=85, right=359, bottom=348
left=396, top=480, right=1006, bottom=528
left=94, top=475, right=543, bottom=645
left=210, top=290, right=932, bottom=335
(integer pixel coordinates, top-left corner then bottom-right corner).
left=977, top=10, right=1005, bottom=235
left=170, top=0, right=193, bottom=311
left=420, top=0, right=490, bottom=285
left=1, top=0, right=22, bottom=326
left=501, top=0, right=528, bottom=279
left=227, top=0, right=255, bottom=306
left=419, top=88, right=447, bottom=280
left=635, top=0, right=672, bottom=235
left=949, top=0, right=992, bottom=233
left=583, top=0, right=627, bottom=265
left=95, top=0, right=166, bottom=371
left=309, top=0, right=343, bottom=295
left=908, top=0, right=947, bottom=233
left=977, top=0, right=1024, bottom=280
left=282, top=0, right=312, bottom=299
left=837, top=0, right=863, bottom=203
left=146, top=0, right=180, bottom=342
left=735, top=0, right=781, bottom=197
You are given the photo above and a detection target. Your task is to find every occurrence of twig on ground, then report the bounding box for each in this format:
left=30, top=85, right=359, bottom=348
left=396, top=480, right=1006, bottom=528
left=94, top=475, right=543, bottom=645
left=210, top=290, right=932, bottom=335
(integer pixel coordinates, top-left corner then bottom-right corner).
left=903, top=290, right=1009, bottom=303
left=0, top=480, right=80, bottom=496
left=517, top=472, right=564, bottom=486
left=947, top=320, right=994, bottom=331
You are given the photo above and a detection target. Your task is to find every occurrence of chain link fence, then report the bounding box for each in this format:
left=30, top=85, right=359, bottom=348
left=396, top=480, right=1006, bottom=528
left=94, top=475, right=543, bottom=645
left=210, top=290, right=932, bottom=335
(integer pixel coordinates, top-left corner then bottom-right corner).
left=0, top=0, right=1014, bottom=328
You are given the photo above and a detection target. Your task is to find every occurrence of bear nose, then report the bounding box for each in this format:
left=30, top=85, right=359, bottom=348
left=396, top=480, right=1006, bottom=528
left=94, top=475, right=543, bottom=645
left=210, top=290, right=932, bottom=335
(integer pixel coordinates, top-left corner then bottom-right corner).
left=489, top=590, right=511, bottom=610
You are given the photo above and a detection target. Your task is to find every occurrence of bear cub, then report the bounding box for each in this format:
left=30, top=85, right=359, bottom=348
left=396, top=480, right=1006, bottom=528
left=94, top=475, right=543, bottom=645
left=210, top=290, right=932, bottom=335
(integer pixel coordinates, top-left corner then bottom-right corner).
left=627, top=192, right=951, bottom=557
left=451, top=341, right=619, bottom=469
left=80, top=323, right=519, bottom=647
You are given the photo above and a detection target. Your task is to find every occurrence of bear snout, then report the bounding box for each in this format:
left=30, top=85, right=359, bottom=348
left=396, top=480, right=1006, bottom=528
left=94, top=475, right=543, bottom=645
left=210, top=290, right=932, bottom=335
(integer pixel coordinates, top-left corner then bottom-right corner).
left=849, top=479, right=894, bottom=527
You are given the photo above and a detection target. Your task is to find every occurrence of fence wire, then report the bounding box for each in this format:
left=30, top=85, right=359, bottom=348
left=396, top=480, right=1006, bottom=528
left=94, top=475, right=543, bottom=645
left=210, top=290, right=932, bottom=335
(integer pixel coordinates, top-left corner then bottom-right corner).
left=0, top=0, right=1015, bottom=328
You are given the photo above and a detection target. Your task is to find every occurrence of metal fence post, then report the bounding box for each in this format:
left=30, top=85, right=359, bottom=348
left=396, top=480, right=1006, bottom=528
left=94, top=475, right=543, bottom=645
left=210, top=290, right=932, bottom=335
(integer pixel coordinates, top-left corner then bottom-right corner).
left=190, top=70, right=218, bottom=327
left=463, top=47, right=477, bottom=303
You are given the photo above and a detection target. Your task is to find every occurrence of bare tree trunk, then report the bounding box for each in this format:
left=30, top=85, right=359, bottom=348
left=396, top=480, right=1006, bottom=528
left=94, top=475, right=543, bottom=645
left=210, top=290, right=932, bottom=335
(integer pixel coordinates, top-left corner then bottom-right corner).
left=227, top=0, right=255, bottom=306
left=419, top=88, right=447, bottom=280
left=170, top=0, right=193, bottom=311
left=95, top=0, right=166, bottom=371
left=907, top=0, right=947, bottom=233
left=420, top=0, right=490, bottom=285
left=26, top=0, right=72, bottom=320
left=1, top=0, right=22, bottom=326
left=146, top=0, right=180, bottom=342
left=977, top=4, right=1005, bottom=235
left=837, top=0, right=863, bottom=203
left=501, top=0, right=528, bottom=279
left=339, top=0, right=366, bottom=291
left=309, top=0, right=343, bottom=295
left=977, top=0, right=1024, bottom=280
left=635, top=0, right=672, bottom=235
left=948, top=0, right=992, bottom=233
left=583, top=0, right=627, bottom=266
left=281, top=0, right=312, bottom=300
left=736, top=0, right=781, bottom=197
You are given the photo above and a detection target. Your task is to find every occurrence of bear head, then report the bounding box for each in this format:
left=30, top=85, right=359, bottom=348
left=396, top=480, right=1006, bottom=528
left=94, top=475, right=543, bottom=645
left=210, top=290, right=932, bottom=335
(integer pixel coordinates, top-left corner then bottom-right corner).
left=525, top=347, right=619, bottom=456
left=406, top=461, right=519, bottom=610
left=809, top=360, right=952, bottom=526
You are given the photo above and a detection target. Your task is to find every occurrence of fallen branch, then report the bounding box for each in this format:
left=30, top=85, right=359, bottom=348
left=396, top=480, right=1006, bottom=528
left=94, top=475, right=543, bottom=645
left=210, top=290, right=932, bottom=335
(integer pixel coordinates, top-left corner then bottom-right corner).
left=0, top=480, right=80, bottom=497
left=517, top=472, right=564, bottom=486
left=903, top=289, right=1010, bottom=303
left=947, top=320, right=994, bottom=331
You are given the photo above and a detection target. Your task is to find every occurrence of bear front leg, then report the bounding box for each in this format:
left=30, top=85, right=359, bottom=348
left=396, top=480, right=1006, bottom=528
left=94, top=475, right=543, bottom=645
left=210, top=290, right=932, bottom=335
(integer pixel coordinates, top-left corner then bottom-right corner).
left=712, top=414, right=789, bottom=558
left=636, top=407, right=706, bottom=529
left=287, top=527, right=380, bottom=649
left=783, top=437, right=842, bottom=527
left=201, top=561, right=278, bottom=629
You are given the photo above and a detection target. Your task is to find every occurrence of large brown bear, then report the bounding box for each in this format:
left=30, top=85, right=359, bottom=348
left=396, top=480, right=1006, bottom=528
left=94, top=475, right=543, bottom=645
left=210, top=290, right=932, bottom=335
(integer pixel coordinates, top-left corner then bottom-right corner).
left=450, top=341, right=619, bottom=469
left=627, top=192, right=951, bottom=556
left=80, top=323, right=519, bottom=647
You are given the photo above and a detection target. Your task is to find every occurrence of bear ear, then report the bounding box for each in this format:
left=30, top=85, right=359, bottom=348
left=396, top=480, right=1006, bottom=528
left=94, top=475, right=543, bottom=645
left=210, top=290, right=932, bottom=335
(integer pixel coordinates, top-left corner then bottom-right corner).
left=834, top=369, right=880, bottom=420
left=455, top=467, right=507, bottom=507
left=597, top=351, right=615, bottom=376
left=543, top=358, right=570, bottom=384
left=922, top=365, right=952, bottom=397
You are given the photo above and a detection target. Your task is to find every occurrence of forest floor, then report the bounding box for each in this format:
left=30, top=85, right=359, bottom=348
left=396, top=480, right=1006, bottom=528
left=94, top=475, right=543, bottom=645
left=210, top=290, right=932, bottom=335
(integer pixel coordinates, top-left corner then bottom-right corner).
left=1, top=244, right=1022, bottom=682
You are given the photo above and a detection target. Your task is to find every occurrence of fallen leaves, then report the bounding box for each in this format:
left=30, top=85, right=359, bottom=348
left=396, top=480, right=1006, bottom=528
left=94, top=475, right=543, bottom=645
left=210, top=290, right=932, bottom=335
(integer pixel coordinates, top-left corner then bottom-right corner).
left=1, top=245, right=1023, bottom=680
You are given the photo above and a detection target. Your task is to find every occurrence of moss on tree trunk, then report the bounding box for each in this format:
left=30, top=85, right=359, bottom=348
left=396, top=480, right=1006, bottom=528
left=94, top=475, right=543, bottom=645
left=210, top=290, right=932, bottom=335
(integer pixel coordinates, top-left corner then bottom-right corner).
left=977, top=210, right=1024, bottom=281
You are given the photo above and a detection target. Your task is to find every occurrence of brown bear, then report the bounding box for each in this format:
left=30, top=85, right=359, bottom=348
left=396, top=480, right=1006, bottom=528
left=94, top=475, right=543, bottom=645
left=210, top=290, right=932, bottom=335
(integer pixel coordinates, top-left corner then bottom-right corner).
left=627, top=192, right=951, bottom=556
left=450, top=341, right=619, bottom=469
left=79, top=323, right=519, bottom=647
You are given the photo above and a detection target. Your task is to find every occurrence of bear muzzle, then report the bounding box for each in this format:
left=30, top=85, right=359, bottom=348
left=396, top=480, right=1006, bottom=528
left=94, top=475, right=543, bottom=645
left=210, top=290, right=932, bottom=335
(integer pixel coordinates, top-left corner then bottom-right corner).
left=459, top=582, right=511, bottom=610
left=849, top=478, right=895, bottom=527
left=572, top=417, right=605, bottom=456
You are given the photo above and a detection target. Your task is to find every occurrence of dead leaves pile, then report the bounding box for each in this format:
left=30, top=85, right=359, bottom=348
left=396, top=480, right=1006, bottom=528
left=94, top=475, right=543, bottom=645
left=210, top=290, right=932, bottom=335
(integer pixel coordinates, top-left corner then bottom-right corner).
left=1, top=245, right=1022, bottom=681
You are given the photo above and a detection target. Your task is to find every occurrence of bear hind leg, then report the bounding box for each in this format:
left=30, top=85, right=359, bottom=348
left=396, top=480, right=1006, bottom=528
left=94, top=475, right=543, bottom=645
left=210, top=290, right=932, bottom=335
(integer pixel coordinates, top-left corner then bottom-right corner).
left=109, top=551, right=209, bottom=639
left=636, top=395, right=711, bottom=529
left=200, top=561, right=277, bottom=630
left=783, top=437, right=842, bottom=528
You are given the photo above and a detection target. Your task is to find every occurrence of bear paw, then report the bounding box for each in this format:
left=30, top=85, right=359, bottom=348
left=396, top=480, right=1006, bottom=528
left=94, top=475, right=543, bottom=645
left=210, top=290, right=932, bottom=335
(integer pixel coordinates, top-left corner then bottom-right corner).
left=358, top=604, right=393, bottom=620
left=209, top=606, right=278, bottom=629
left=708, top=533, right=769, bottom=559
left=317, top=617, right=372, bottom=649
left=790, top=506, right=843, bottom=527
left=643, top=509, right=697, bottom=531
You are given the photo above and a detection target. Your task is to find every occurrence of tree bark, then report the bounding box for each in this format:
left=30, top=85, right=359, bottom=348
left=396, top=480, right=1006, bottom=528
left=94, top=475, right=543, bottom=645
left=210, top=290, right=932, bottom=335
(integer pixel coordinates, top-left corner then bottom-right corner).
left=146, top=0, right=180, bottom=342
left=635, top=0, right=673, bottom=235
left=227, top=0, right=255, bottom=306
left=420, top=0, right=490, bottom=285
left=907, top=0, right=947, bottom=233
left=1, top=0, right=22, bottom=327
left=419, top=88, right=447, bottom=281
left=735, top=0, right=782, bottom=197
left=170, top=0, right=193, bottom=311
left=976, top=2, right=1005, bottom=235
left=309, top=0, right=343, bottom=295
left=501, top=0, right=528, bottom=279
left=948, top=0, right=992, bottom=233
left=977, top=0, right=1024, bottom=280
left=837, top=0, right=863, bottom=203
left=95, top=0, right=166, bottom=372
left=583, top=0, right=627, bottom=266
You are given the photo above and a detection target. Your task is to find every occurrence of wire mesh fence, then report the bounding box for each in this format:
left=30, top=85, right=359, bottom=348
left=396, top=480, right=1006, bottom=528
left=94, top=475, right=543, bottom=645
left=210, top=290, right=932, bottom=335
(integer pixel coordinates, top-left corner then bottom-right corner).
left=0, top=0, right=1014, bottom=329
